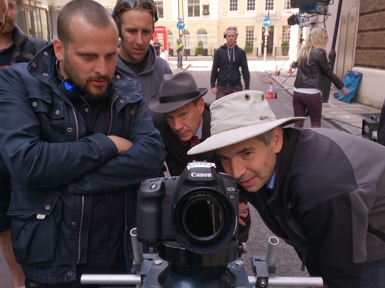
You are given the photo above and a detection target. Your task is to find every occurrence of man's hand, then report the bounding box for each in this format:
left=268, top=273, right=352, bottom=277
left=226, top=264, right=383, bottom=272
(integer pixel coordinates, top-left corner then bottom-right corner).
left=211, top=87, right=217, bottom=94
left=107, top=135, right=133, bottom=153
left=238, top=201, right=249, bottom=226
left=341, top=87, right=349, bottom=95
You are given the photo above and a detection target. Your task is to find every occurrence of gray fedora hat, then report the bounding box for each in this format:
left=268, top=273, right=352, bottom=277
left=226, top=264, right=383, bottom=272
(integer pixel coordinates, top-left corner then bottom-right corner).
left=148, top=72, right=208, bottom=114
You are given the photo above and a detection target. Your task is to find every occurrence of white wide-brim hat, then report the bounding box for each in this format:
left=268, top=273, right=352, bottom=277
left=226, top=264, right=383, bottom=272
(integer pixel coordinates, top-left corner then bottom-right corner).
left=187, top=90, right=305, bottom=155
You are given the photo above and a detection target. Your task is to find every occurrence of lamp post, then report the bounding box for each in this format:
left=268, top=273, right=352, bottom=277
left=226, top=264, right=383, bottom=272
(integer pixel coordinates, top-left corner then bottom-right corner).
left=321, top=0, right=344, bottom=103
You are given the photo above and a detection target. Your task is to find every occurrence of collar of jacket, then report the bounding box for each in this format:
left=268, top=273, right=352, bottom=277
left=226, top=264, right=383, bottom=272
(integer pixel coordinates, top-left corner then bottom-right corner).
left=116, top=44, right=157, bottom=77
left=12, top=25, right=28, bottom=48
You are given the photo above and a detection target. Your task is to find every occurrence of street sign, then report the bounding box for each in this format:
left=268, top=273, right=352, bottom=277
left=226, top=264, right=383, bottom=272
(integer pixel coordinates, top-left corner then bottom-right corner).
left=262, top=17, right=272, bottom=28
left=176, top=20, right=185, bottom=30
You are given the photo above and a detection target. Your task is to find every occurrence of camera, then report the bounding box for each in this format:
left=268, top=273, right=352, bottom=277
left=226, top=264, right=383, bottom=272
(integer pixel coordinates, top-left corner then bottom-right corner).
left=137, top=161, right=239, bottom=256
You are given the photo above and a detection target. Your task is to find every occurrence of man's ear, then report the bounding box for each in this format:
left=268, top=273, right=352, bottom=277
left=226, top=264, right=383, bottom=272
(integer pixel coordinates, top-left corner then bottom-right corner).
left=197, top=97, right=205, bottom=114
left=53, top=38, right=64, bottom=62
left=271, top=127, right=284, bottom=153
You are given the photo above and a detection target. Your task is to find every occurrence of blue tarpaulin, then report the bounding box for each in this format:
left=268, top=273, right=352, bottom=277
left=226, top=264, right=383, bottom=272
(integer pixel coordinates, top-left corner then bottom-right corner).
left=337, top=70, right=363, bottom=104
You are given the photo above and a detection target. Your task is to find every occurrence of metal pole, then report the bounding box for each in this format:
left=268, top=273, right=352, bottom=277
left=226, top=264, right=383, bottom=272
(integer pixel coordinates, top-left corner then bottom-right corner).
left=265, top=237, right=279, bottom=267
left=81, top=275, right=323, bottom=287
left=321, top=0, right=344, bottom=103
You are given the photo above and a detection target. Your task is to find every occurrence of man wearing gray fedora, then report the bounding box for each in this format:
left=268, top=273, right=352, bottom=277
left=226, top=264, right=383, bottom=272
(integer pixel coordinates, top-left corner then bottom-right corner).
left=149, top=71, right=250, bottom=243
left=188, top=90, right=385, bottom=288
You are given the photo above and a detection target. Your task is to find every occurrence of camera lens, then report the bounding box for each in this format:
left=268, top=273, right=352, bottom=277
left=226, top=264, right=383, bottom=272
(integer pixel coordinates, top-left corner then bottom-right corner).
left=182, top=195, right=224, bottom=241
left=172, top=189, right=237, bottom=254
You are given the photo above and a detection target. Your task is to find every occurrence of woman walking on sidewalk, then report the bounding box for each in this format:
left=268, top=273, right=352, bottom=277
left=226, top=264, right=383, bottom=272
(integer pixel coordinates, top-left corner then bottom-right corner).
left=293, top=27, right=348, bottom=127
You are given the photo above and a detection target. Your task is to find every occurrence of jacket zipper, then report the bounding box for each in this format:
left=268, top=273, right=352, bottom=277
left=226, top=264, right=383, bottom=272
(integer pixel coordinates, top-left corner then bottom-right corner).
left=108, top=95, right=119, bottom=134
left=71, top=107, right=85, bottom=264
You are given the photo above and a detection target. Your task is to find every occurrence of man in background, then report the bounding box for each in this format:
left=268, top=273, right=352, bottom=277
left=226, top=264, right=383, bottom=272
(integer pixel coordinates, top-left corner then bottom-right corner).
left=211, top=26, right=250, bottom=99
left=0, top=0, right=47, bottom=68
left=176, top=33, right=183, bottom=69
left=112, top=0, right=171, bottom=105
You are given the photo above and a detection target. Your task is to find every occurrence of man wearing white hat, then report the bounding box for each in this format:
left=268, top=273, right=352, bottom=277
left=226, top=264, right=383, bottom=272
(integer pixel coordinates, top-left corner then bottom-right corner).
left=149, top=71, right=250, bottom=243
left=188, top=90, right=385, bottom=288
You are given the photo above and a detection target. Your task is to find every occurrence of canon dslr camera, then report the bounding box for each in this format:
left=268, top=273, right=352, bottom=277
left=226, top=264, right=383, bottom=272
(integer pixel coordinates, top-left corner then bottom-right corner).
left=137, top=161, right=239, bottom=255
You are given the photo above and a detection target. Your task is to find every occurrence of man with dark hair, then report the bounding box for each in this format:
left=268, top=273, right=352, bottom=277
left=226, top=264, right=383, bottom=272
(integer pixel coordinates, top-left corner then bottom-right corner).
left=112, top=0, right=171, bottom=105
left=188, top=90, right=385, bottom=287
left=0, top=0, right=165, bottom=287
left=210, top=27, right=250, bottom=100
left=0, top=0, right=47, bottom=69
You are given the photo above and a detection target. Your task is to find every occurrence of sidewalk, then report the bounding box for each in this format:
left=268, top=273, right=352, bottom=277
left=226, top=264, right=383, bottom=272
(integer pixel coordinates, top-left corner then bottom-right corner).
left=167, top=56, right=381, bottom=138
left=268, top=68, right=381, bottom=138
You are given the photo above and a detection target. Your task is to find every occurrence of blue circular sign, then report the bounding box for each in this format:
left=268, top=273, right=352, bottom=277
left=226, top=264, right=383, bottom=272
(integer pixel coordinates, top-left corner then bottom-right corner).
left=176, top=20, right=185, bottom=30
left=262, top=17, right=272, bottom=28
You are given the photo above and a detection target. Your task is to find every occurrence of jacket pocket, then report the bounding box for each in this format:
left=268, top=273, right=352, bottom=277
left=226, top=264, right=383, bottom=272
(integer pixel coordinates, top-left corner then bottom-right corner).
left=9, top=190, right=63, bottom=268
left=29, top=97, right=66, bottom=142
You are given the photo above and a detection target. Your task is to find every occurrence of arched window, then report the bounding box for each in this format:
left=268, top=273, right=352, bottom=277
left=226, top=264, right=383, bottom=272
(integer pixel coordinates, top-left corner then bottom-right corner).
left=167, top=29, right=173, bottom=49
left=196, top=28, right=207, bottom=48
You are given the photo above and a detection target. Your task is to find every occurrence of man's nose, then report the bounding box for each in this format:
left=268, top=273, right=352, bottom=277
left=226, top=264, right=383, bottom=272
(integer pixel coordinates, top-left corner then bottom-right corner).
left=173, top=118, right=183, bottom=131
left=231, top=158, right=245, bottom=180
left=94, top=58, right=109, bottom=75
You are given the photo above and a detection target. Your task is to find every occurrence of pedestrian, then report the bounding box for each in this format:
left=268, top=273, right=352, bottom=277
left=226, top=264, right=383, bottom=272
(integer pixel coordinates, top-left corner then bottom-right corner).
left=0, top=0, right=165, bottom=287
left=188, top=90, right=385, bottom=288
left=112, top=0, right=171, bottom=105
left=293, top=27, right=348, bottom=128
left=0, top=0, right=47, bottom=68
left=0, top=0, right=47, bottom=286
left=153, top=37, right=162, bottom=56
left=149, top=71, right=251, bottom=243
left=210, top=26, right=250, bottom=100
left=176, top=33, right=183, bottom=69
left=0, top=0, right=7, bottom=34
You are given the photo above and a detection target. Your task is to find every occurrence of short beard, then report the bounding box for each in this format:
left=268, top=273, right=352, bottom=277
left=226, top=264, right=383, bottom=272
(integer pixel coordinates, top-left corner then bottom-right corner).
left=62, top=59, right=112, bottom=99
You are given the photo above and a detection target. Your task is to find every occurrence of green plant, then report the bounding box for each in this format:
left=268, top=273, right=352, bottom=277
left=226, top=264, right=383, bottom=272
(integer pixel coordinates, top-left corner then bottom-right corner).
left=245, top=42, right=253, bottom=55
left=282, top=41, right=289, bottom=56
left=195, top=40, right=204, bottom=56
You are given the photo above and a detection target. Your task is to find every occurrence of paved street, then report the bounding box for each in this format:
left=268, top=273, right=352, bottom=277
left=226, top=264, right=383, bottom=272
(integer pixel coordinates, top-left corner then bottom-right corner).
left=1, top=57, right=377, bottom=287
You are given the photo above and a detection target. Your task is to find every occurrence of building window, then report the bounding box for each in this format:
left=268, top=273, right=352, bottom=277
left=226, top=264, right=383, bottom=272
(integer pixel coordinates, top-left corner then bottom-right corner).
left=196, top=28, right=208, bottom=48
left=188, top=0, right=200, bottom=17
left=246, top=26, right=254, bottom=47
left=229, top=0, right=238, bottom=11
left=184, top=29, right=190, bottom=49
left=154, top=1, right=163, bottom=18
left=282, top=25, right=290, bottom=43
left=284, top=0, right=291, bottom=10
left=247, top=0, right=255, bottom=11
left=167, top=29, right=173, bottom=49
left=265, top=0, right=274, bottom=10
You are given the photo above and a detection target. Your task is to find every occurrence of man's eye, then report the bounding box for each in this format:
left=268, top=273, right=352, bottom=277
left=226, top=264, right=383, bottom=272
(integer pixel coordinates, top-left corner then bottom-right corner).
left=84, top=54, right=92, bottom=58
left=107, top=53, right=116, bottom=58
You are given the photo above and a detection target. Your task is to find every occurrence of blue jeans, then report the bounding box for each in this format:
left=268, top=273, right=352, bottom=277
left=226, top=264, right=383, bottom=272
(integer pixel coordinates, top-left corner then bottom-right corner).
left=360, top=259, right=385, bottom=287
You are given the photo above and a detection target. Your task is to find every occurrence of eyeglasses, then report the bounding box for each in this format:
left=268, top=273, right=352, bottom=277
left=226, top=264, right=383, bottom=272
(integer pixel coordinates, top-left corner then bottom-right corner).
left=112, top=0, right=158, bottom=22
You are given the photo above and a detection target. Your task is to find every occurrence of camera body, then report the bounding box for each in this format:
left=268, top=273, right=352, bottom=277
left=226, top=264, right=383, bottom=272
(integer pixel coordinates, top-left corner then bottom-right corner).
left=137, top=161, right=239, bottom=255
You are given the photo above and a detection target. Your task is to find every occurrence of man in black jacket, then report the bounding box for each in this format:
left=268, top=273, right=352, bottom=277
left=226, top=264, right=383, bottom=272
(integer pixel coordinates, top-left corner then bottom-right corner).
left=210, top=26, right=250, bottom=100
left=0, top=0, right=46, bottom=68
